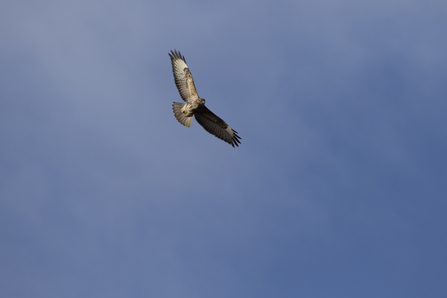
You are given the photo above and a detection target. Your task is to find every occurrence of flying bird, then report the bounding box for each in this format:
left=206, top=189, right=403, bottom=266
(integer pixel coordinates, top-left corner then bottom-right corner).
left=168, top=49, right=241, bottom=147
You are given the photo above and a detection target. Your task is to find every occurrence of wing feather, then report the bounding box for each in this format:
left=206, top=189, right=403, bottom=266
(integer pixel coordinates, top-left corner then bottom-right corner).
left=169, top=49, right=196, bottom=102
left=195, top=106, right=241, bottom=147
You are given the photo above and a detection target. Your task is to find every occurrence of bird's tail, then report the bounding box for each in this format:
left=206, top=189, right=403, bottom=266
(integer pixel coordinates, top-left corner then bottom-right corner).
left=172, top=102, right=193, bottom=127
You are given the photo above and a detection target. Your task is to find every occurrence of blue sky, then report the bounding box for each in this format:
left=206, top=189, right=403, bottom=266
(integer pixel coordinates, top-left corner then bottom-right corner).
left=1, top=0, right=446, bottom=297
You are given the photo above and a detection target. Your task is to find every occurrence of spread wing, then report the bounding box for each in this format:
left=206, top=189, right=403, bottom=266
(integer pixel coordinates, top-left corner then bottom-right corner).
left=195, top=106, right=241, bottom=147
left=169, top=49, right=198, bottom=102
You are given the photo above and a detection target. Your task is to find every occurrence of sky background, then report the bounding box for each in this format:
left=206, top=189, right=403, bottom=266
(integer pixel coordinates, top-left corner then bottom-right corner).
left=1, top=0, right=447, bottom=297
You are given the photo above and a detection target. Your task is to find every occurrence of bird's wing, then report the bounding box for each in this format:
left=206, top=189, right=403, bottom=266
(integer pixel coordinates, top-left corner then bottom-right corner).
left=195, top=106, right=241, bottom=147
left=169, top=49, right=198, bottom=102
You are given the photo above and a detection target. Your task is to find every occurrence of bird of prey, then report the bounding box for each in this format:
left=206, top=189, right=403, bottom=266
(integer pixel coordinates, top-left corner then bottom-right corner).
left=168, top=49, right=241, bottom=147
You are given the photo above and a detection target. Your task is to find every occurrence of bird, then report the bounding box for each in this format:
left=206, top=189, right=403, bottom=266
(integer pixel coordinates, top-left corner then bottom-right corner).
left=168, top=49, right=241, bottom=147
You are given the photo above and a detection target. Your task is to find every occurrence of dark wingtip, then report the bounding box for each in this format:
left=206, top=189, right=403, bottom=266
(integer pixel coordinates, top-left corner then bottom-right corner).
left=169, top=49, right=186, bottom=62
left=231, top=130, right=241, bottom=147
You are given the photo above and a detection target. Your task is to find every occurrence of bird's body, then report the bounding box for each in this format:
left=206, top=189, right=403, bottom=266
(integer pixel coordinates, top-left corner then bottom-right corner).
left=169, top=49, right=241, bottom=147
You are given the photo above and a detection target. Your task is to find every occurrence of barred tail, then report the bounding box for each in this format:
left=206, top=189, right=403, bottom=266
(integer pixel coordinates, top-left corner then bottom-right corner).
left=172, top=102, right=193, bottom=127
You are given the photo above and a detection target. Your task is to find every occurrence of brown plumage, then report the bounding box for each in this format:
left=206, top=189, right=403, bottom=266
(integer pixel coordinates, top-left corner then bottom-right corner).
left=168, top=49, right=241, bottom=147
